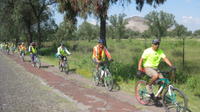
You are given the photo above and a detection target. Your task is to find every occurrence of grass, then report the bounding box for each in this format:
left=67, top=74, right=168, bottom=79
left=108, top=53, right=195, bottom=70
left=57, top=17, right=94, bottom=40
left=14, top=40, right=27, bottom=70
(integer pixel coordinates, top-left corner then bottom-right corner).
left=40, top=38, right=200, bottom=112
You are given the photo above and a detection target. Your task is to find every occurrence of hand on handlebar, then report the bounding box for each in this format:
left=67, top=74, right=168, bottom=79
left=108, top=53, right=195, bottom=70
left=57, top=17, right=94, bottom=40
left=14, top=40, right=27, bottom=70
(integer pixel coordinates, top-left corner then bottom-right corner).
left=170, top=66, right=176, bottom=70
left=109, top=58, right=114, bottom=62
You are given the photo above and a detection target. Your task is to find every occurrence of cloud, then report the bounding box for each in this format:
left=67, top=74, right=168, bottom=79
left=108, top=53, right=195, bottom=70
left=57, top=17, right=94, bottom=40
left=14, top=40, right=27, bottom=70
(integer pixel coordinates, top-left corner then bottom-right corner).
left=181, top=16, right=200, bottom=24
left=180, top=16, right=200, bottom=31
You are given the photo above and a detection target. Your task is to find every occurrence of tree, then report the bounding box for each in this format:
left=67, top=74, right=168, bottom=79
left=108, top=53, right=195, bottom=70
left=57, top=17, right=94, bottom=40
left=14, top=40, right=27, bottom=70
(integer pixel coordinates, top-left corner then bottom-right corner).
left=193, top=29, right=200, bottom=38
left=174, top=24, right=188, bottom=68
left=25, top=0, right=56, bottom=47
left=145, top=11, right=176, bottom=40
left=108, top=13, right=128, bottom=39
left=56, top=0, right=167, bottom=45
left=77, top=21, right=99, bottom=41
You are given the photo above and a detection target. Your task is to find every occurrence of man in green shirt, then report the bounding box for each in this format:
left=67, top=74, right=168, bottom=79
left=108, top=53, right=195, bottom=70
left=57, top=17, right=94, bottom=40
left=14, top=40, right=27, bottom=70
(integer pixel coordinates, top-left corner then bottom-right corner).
left=138, top=39, right=175, bottom=99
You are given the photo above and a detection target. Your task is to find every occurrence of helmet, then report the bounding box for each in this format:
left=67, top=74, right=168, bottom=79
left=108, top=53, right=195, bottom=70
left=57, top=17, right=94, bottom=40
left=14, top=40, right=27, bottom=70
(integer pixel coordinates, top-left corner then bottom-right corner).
left=21, top=42, right=24, bottom=45
left=98, top=39, right=104, bottom=44
left=31, top=42, right=36, bottom=46
left=60, top=43, right=64, bottom=46
left=152, top=39, right=160, bottom=45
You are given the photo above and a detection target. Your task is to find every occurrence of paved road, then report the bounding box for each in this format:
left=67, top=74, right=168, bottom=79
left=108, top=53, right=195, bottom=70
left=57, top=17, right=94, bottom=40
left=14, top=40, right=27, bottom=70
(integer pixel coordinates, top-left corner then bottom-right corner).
left=0, top=53, right=85, bottom=112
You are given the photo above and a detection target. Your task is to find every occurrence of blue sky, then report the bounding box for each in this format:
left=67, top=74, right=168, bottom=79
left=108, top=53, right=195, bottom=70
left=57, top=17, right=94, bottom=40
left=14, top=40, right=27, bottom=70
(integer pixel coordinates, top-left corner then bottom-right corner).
left=53, top=0, right=200, bottom=31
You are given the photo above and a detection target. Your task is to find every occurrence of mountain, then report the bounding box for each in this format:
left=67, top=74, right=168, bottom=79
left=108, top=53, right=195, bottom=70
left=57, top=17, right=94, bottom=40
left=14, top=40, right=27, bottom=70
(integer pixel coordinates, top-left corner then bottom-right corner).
left=125, top=16, right=148, bottom=33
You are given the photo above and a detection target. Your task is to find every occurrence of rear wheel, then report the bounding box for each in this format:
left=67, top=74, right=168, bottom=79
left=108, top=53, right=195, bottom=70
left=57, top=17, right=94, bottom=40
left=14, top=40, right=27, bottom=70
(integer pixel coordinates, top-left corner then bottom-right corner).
left=64, top=61, right=69, bottom=74
left=163, top=87, right=188, bottom=112
left=135, top=80, right=151, bottom=105
left=104, top=71, right=113, bottom=91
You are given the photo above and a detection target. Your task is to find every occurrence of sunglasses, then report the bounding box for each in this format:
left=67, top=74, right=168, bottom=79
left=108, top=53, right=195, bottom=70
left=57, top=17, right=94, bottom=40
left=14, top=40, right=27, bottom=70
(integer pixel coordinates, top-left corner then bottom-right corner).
left=153, top=43, right=160, bottom=45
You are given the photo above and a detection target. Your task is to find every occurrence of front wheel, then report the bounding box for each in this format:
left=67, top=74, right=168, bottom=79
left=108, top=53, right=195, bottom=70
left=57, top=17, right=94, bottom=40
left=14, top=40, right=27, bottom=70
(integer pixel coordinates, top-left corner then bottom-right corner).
left=104, top=70, right=113, bottom=91
left=92, top=69, right=100, bottom=86
left=63, top=61, right=69, bottom=74
left=163, top=87, right=188, bottom=112
left=135, top=80, right=151, bottom=105
left=35, top=57, right=41, bottom=68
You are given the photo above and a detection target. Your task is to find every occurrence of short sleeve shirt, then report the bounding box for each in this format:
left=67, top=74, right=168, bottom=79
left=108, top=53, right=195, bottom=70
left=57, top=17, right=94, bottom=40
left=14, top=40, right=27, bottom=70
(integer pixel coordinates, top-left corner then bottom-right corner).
left=141, top=47, right=166, bottom=68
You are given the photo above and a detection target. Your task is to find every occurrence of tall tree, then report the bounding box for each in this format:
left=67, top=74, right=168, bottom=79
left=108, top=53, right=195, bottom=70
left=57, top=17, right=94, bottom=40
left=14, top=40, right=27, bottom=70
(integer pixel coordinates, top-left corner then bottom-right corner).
left=145, top=11, right=175, bottom=40
left=25, top=0, right=56, bottom=47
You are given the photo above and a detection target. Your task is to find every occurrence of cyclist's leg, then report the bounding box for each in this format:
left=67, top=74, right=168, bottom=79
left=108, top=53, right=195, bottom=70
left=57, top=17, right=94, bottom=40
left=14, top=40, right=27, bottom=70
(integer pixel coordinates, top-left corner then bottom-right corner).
left=30, top=53, right=34, bottom=63
left=144, top=68, right=159, bottom=97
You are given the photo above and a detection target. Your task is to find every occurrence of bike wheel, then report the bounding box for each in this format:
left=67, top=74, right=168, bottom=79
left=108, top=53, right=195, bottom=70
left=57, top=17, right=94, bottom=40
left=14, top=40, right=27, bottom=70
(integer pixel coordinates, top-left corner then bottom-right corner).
left=21, top=53, right=25, bottom=62
left=64, top=61, right=69, bottom=74
left=92, top=69, right=100, bottom=86
left=163, top=87, right=188, bottom=112
left=104, top=71, right=113, bottom=91
left=36, top=57, right=41, bottom=68
left=135, top=80, right=151, bottom=105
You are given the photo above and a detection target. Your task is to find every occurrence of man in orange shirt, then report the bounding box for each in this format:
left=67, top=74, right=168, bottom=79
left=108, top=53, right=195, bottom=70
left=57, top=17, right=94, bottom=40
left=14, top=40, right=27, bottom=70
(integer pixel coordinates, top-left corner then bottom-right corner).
left=92, top=39, right=113, bottom=70
left=18, top=42, right=27, bottom=56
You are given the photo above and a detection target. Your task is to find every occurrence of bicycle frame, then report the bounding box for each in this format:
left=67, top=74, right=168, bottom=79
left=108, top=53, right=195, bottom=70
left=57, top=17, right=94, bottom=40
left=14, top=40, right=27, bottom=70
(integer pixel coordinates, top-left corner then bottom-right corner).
left=154, top=78, right=170, bottom=97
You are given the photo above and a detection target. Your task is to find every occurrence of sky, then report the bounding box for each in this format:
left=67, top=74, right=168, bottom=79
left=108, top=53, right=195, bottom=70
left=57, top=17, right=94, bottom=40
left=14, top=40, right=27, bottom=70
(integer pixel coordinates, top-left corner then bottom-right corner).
left=53, top=0, right=200, bottom=31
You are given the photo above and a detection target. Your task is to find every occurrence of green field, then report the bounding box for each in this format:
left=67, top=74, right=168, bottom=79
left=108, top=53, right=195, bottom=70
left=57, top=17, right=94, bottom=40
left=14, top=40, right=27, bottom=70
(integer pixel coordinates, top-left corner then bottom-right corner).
left=41, top=38, right=200, bottom=112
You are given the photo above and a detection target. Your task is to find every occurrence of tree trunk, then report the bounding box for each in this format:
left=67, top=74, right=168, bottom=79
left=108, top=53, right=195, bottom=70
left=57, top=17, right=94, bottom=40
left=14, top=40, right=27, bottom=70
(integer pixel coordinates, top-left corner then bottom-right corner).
left=37, top=17, right=41, bottom=48
left=100, top=15, right=107, bottom=46
left=27, top=23, right=33, bottom=45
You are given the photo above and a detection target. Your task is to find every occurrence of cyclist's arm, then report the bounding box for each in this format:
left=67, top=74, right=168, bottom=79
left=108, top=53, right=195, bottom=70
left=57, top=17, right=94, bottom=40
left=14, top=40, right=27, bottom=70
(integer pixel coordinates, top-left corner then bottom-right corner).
left=104, top=48, right=112, bottom=59
left=64, top=47, right=71, bottom=55
left=163, top=57, right=173, bottom=67
left=138, top=58, right=143, bottom=71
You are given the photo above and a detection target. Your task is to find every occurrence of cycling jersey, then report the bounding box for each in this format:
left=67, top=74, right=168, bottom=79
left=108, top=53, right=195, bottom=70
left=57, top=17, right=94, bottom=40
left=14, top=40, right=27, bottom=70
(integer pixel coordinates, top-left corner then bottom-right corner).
left=141, top=47, right=166, bottom=69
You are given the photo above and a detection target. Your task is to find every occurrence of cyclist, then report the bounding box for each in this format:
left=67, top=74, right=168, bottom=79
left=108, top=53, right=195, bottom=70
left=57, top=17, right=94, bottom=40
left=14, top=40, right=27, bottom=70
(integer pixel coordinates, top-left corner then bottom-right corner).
left=18, top=42, right=27, bottom=57
left=5, top=42, right=10, bottom=54
left=29, top=42, right=37, bottom=65
left=138, top=39, right=175, bottom=103
left=57, top=43, right=71, bottom=67
left=92, top=39, right=113, bottom=77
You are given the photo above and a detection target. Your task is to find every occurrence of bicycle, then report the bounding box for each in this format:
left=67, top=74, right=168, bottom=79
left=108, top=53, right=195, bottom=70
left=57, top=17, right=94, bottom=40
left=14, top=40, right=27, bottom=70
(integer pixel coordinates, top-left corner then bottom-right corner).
left=135, top=69, right=189, bottom=112
left=92, top=61, right=113, bottom=91
left=20, top=51, right=25, bottom=62
left=32, top=54, right=41, bottom=68
left=59, top=56, right=69, bottom=74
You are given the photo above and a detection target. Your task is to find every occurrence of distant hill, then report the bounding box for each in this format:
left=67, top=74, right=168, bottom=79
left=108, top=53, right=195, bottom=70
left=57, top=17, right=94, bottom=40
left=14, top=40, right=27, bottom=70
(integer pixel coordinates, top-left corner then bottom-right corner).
left=125, top=16, right=148, bottom=33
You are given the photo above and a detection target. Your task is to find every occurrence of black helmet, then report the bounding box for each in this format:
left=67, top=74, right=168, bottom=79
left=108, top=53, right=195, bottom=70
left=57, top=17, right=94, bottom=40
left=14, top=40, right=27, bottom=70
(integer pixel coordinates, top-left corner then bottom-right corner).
left=31, top=42, right=36, bottom=46
left=152, top=39, right=160, bottom=45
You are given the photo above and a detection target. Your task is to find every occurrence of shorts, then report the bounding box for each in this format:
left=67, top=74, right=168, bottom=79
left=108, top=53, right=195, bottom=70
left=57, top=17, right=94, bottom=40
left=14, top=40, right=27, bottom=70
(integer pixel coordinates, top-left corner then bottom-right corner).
left=144, top=67, right=160, bottom=77
left=59, top=55, right=67, bottom=61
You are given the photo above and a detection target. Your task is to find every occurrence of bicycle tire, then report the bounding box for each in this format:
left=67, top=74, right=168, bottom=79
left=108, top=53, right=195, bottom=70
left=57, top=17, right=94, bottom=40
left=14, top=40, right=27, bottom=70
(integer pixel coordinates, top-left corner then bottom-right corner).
left=92, top=69, right=100, bottom=86
left=163, top=87, right=188, bottom=112
left=104, top=71, right=113, bottom=91
left=135, top=80, right=151, bottom=105
left=36, top=57, right=41, bottom=68
left=64, top=61, right=69, bottom=74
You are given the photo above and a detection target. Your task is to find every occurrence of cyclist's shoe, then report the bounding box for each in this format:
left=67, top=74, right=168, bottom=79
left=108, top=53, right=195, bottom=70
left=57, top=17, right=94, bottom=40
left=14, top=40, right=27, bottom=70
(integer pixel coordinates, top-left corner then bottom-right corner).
left=154, top=99, right=163, bottom=107
left=146, top=85, right=153, bottom=94
left=156, top=96, right=162, bottom=100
